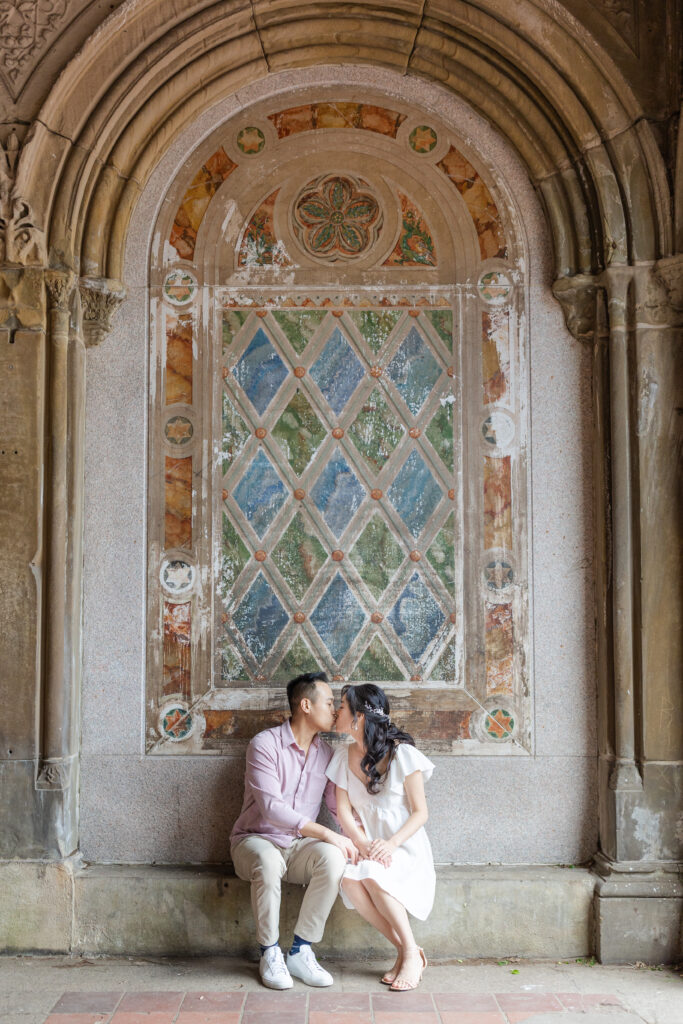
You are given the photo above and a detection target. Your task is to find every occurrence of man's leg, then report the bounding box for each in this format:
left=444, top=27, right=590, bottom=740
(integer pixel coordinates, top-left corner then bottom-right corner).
left=280, top=839, right=346, bottom=987
left=284, top=838, right=346, bottom=944
left=231, top=836, right=287, bottom=948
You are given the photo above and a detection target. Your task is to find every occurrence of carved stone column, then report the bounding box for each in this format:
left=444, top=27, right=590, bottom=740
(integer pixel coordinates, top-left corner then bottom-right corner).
left=37, top=271, right=78, bottom=810
left=554, top=263, right=683, bottom=963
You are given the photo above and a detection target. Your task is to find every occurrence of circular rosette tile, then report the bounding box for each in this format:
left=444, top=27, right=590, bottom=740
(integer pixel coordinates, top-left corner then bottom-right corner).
left=478, top=270, right=512, bottom=304
left=292, top=173, right=383, bottom=263
left=481, top=410, right=515, bottom=449
left=163, top=268, right=197, bottom=306
left=160, top=558, right=196, bottom=595
left=473, top=704, right=516, bottom=742
left=483, top=557, right=515, bottom=594
left=237, top=126, right=265, bottom=154
left=159, top=703, right=194, bottom=742
left=409, top=125, right=438, bottom=153
left=165, top=415, right=194, bottom=446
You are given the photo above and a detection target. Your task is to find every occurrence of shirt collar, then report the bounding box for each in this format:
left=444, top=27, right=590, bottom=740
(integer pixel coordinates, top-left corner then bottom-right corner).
left=283, top=718, right=319, bottom=751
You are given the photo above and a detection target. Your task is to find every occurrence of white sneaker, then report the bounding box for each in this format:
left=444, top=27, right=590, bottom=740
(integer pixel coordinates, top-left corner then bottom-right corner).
left=259, top=945, right=293, bottom=989
left=286, top=945, right=334, bottom=987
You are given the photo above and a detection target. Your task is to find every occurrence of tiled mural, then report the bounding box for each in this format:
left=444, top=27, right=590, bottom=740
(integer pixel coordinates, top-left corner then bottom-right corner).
left=149, top=97, right=528, bottom=756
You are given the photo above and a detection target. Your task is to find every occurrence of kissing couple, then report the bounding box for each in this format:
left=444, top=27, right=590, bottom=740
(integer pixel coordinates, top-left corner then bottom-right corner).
left=230, top=672, right=435, bottom=991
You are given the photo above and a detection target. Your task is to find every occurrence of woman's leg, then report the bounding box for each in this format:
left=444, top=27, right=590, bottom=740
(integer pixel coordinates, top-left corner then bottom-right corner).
left=362, top=879, right=424, bottom=990
left=341, top=878, right=402, bottom=949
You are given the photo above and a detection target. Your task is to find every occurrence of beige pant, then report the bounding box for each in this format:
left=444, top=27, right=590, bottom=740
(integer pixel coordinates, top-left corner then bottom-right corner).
left=231, top=835, right=346, bottom=947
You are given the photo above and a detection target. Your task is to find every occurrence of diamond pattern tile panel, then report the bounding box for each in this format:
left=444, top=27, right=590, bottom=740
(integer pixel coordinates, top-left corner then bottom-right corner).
left=349, top=515, right=404, bottom=599
left=311, top=573, right=366, bottom=663
left=309, top=326, right=365, bottom=414
left=232, top=449, right=287, bottom=538
left=388, top=572, right=445, bottom=661
left=348, top=388, right=404, bottom=474
left=233, top=327, right=288, bottom=415
left=388, top=449, right=442, bottom=538
left=311, top=450, right=365, bottom=537
left=272, top=390, right=327, bottom=476
left=272, top=512, right=327, bottom=600
left=386, top=325, right=441, bottom=414
left=233, top=573, right=289, bottom=662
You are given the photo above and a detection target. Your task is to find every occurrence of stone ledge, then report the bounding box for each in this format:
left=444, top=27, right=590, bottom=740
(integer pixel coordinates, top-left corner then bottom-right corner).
left=2, top=861, right=595, bottom=959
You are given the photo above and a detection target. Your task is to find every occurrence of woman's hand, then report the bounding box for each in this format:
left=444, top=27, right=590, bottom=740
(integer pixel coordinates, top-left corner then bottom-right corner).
left=368, top=837, right=396, bottom=866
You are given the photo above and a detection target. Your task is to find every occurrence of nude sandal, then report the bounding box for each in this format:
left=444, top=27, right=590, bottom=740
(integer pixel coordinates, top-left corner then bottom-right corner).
left=390, top=947, right=427, bottom=991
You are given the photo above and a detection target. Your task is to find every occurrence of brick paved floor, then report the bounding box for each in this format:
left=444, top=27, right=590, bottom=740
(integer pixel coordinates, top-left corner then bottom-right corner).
left=42, top=988, right=628, bottom=1024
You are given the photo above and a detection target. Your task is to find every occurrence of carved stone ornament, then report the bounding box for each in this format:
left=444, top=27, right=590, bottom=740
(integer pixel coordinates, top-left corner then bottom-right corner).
left=551, top=274, right=598, bottom=343
left=655, top=255, right=683, bottom=315
left=45, top=269, right=75, bottom=310
left=79, top=276, right=126, bottom=347
left=35, top=758, right=71, bottom=791
left=0, top=131, right=46, bottom=266
left=292, top=174, right=383, bottom=263
left=0, top=0, right=68, bottom=98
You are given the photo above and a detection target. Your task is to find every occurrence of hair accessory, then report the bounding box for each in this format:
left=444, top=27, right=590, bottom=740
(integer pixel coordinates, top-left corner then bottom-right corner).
left=362, top=701, right=390, bottom=721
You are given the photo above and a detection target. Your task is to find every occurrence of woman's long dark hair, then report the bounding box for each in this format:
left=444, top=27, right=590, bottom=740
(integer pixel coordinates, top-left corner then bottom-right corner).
left=342, top=683, right=415, bottom=793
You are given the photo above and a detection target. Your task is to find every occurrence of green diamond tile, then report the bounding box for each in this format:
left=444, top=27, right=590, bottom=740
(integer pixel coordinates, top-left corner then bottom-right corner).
left=426, top=513, right=455, bottom=594
left=276, top=635, right=322, bottom=678
left=272, top=310, right=327, bottom=354
left=222, top=393, right=251, bottom=469
left=221, top=513, right=250, bottom=593
left=349, top=310, right=402, bottom=354
left=349, top=515, right=404, bottom=600
left=272, top=390, right=327, bottom=476
left=354, top=635, right=405, bottom=681
left=426, top=401, right=454, bottom=471
left=348, top=388, right=404, bottom=475
left=429, top=638, right=456, bottom=681
left=222, top=310, right=248, bottom=350
left=221, top=644, right=248, bottom=683
left=272, top=512, right=327, bottom=601
left=424, top=309, right=453, bottom=351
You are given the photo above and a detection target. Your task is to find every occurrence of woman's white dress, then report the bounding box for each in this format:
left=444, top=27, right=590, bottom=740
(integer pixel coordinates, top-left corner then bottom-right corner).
left=325, top=742, right=435, bottom=920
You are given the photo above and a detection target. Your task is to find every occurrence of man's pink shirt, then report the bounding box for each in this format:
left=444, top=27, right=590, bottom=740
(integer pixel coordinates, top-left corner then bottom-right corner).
left=230, top=719, right=337, bottom=849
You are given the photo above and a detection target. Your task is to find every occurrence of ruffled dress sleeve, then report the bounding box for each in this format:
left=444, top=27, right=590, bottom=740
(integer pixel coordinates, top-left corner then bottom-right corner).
left=325, top=745, right=349, bottom=790
left=389, top=742, right=435, bottom=791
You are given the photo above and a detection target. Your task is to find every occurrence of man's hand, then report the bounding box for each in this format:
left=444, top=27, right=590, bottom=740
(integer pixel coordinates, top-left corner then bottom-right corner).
left=327, top=830, right=359, bottom=864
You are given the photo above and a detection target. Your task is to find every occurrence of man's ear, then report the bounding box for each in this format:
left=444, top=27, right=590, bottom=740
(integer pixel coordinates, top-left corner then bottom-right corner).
left=299, top=697, right=311, bottom=714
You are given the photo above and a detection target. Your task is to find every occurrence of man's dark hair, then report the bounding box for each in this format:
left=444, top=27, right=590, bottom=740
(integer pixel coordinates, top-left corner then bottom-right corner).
left=286, top=671, right=328, bottom=714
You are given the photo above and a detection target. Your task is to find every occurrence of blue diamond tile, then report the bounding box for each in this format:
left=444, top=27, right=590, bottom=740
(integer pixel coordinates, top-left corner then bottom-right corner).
left=311, top=449, right=365, bottom=537
left=233, top=573, right=288, bottom=662
left=310, top=573, right=365, bottom=663
left=386, top=326, right=441, bottom=415
left=233, top=327, right=288, bottom=415
left=388, top=572, right=445, bottom=661
left=387, top=450, right=442, bottom=538
left=233, top=449, right=287, bottom=538
left=309, top=327, right=365, bottom=415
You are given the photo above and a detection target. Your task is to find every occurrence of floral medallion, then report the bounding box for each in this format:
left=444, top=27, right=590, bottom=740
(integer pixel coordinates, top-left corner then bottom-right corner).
left=237, top=126, right=265, bottom=154
left=292, top=174, right=382, bottom=262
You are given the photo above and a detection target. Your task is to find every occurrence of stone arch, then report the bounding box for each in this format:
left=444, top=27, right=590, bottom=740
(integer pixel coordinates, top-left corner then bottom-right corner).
left=17, top=0, right=672, bottom=284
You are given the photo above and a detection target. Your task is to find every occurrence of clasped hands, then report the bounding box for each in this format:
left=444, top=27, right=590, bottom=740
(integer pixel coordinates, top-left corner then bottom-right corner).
left=331, top=832, right=396, bottom=867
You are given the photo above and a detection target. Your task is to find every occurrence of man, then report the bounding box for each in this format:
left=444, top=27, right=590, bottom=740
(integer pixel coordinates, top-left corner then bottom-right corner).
left=230, top=671, right=358, bottom=990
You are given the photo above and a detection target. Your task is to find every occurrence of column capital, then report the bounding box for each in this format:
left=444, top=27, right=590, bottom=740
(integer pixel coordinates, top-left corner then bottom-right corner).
left=78, top=276, right=126, bottom=347
left=551, top=274, right=598, bottom=342
left=654, top=254, right=683, bottom=314
left=44, top=269, right=76, bottom=311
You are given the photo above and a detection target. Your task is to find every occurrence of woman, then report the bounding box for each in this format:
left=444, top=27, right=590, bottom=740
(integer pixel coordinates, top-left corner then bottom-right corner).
left=327, top=683, right=435, bottom=991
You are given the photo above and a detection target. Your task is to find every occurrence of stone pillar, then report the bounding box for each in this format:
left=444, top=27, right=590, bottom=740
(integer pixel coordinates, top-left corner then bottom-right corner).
left=0, top=259, right=124, bottom=859
left=554, top=262, right=683, bottom=963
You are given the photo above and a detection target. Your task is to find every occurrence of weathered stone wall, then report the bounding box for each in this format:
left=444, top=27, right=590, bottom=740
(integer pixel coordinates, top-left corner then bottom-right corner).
left=78, top=68, right=597, bottom=866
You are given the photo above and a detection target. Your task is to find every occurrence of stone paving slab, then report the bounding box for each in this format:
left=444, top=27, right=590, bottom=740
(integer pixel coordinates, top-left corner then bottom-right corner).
left=1, top=957, right=681, bottom=1024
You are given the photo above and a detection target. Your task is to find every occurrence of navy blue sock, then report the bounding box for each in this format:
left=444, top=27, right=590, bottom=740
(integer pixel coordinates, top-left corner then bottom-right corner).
left=260, top=941, right=279, bottom=955
left=289, top=934, right=311, bottom=956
